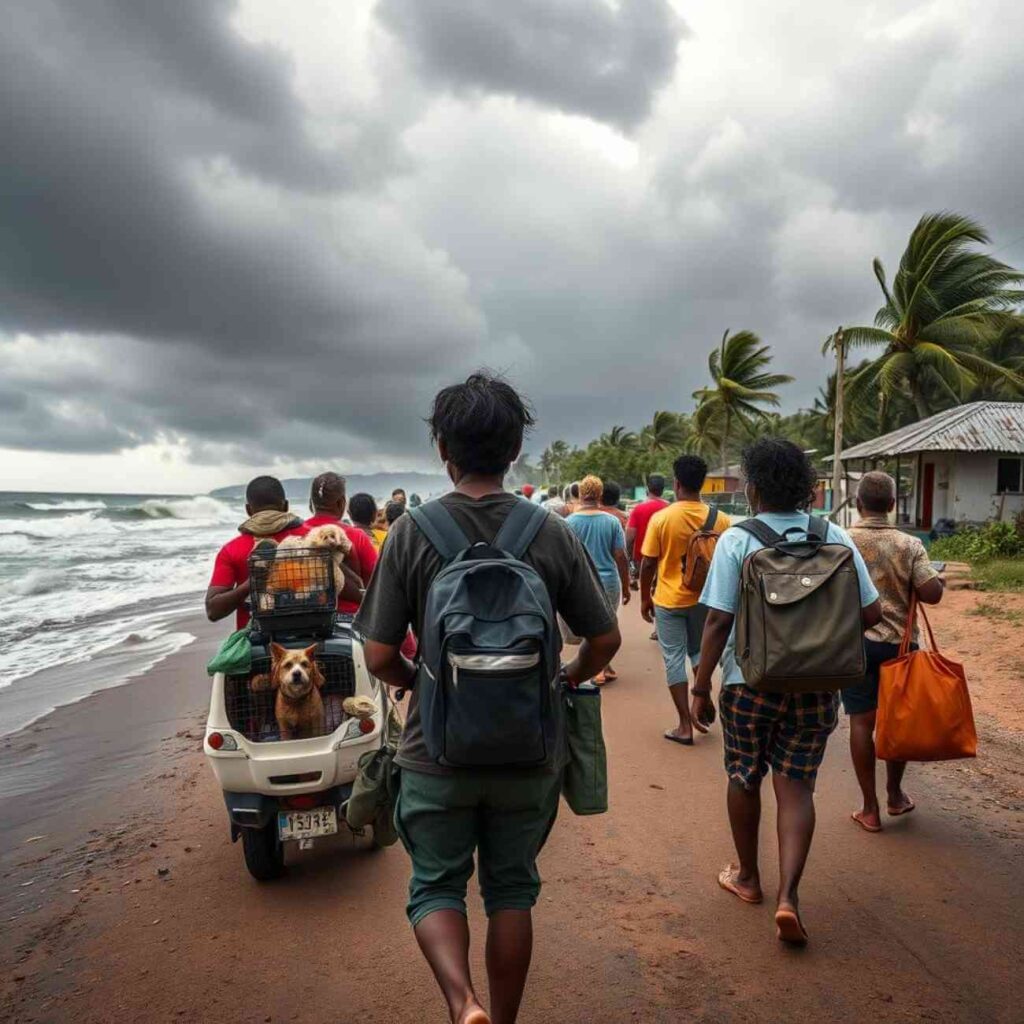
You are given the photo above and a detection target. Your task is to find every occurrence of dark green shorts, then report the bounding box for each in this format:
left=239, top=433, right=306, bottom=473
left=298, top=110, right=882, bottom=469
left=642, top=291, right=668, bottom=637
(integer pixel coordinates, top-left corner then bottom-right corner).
left=394, top=768, right=561, bottom=927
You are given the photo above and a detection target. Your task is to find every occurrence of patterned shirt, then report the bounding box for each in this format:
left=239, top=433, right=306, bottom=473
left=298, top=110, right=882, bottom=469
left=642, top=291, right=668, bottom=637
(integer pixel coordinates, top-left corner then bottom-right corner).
left=849, top=515, right=939, bottom=644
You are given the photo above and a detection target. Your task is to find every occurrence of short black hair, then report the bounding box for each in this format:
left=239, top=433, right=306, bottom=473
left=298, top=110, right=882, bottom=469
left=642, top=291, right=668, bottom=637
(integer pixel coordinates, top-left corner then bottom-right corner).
left=858, top=471, right=896, bottom=514
left=673, top=455, right=707, bottom=493
left=385, top=500, right=405, bottom=525
left=348, top=492, right=377, bottom=527
left=741, top=438, right=817, bottom=511
left=570, top=482, right=580, bottom=499
left=548, top=484, right=558, bottom=497
left=310, top=472, right=345, bottom=510
left=428, top=372, right=535, bottom=476
left=245, top=475, right=286, bottom=509
left=602, top=480, right=622, bottom=507
left=392, top=488, right=406, bottom=500
left=647, top=474, right=665, bottom=497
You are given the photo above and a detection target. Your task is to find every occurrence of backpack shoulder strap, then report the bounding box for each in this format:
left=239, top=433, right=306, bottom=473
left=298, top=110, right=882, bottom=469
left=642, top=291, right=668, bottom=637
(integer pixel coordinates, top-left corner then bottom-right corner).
left=702, top=505, right=718, bottom=532
left=408, top=501, right=470, bottom=563
left=807, top=514, right=829, bottom=541
left=734, top=517, right=783, bottom=548
left=492, top=498, right=549, bottom=560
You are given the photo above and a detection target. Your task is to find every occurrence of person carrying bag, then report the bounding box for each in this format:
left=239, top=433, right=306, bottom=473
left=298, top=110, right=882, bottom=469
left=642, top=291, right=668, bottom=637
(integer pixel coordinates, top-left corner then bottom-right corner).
left=876, top=594, right=977, bottom=762
left=561, top=680, right=608, bottom=815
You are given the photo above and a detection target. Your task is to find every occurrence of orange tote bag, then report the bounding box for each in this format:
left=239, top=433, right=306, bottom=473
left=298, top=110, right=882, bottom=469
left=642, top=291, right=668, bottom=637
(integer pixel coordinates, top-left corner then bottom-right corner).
left=875, top=596, right=977, bottom=762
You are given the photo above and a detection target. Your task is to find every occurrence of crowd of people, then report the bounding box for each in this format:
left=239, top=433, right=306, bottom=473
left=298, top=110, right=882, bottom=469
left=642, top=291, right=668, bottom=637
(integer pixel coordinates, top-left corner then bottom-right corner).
left=205, top=372, right=944, bottom=1024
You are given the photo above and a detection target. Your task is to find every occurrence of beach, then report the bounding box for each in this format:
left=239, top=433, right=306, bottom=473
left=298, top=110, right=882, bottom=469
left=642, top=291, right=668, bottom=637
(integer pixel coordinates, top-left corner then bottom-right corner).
left=2, top=590, right=1023, bottom=1023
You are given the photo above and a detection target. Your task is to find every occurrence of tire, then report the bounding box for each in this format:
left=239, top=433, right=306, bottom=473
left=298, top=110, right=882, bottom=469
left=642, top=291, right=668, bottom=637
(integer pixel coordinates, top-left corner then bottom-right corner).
left=241, top=822, right=286, bottom=881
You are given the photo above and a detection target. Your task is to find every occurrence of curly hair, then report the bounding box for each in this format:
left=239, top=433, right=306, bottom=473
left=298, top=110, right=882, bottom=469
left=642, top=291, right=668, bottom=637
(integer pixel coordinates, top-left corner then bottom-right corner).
left=579, top=474, right=603, bottom=501
left=741, top=438, right=817, bottom=511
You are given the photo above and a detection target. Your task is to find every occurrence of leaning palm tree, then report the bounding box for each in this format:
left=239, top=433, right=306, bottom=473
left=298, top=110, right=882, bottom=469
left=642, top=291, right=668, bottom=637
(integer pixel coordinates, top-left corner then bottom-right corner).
left=598, top=425, right=640, bottom=450
left=548, top=439, right=570, bottom=484
left=639, top=410, right=688, bottom=454
left=692, top=330, right=793, bottom=472
left=845, top=212, right=1024, bottom=421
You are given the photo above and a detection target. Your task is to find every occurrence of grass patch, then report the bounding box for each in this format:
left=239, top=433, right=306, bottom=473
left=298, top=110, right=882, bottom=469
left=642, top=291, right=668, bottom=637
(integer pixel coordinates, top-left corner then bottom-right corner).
left=973, top=559, right=1024, bottom=594
left=967, top=597, right=1024, bottom=623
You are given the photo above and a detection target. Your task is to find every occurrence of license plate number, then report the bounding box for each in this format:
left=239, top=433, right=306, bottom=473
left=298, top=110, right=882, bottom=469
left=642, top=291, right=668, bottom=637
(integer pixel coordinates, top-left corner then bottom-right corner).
left=278, top=806, right=338, bottom=841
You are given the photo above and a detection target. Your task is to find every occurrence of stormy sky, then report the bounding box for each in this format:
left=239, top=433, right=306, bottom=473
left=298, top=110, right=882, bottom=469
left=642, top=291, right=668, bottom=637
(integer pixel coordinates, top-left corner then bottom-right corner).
left=3, top=0, right=1024, bottom=492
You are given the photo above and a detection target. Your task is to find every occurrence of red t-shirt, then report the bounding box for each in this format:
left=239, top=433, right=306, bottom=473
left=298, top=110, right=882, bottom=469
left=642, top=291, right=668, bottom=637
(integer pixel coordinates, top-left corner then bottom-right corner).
left=209, top=524, right=309, bottom=630
left=626, top=497, right=669, bottom=561
left=304, top=515, right=379, bottom=615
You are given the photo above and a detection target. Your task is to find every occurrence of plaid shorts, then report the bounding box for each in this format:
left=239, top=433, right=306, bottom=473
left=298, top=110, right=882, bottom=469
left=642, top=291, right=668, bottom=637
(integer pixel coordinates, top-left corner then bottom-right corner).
left=719, top=685, right=839, bottom=789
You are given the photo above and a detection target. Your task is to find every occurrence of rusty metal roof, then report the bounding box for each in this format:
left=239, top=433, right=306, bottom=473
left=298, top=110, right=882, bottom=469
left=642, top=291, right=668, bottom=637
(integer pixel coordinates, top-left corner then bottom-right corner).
left=834, top=401, right=1024, bottom=461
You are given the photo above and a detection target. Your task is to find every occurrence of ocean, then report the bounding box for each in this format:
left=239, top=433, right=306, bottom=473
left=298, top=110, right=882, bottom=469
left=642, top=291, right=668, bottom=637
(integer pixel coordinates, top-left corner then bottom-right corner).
left=0, top=490, right=245, bottom=736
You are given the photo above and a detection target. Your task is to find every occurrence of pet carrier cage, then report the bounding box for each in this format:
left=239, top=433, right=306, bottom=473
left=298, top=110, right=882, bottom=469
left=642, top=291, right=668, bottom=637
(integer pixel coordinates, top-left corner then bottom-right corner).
left=225, top=635, right=358, bottom=743
left=248, top=543, right=337, bottom=637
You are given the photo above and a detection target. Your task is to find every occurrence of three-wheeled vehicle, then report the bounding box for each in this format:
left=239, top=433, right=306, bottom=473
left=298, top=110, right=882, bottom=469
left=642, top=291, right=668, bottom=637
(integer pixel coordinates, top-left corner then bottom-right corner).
left=204, top=541, right=391, bottom=880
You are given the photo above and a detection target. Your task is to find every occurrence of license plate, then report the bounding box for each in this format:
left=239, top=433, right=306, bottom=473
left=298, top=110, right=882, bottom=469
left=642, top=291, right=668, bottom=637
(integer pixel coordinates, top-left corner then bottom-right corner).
left=277, top=806, right=338, bottom=841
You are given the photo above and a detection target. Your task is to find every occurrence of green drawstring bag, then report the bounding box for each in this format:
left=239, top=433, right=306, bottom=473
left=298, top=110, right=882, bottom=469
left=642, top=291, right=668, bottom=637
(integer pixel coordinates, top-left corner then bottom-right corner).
left=206, top=628, right=252, bottom=676
left=562, top=683, right=608, bottom=815
left=345, top=746, right=399, bottom=846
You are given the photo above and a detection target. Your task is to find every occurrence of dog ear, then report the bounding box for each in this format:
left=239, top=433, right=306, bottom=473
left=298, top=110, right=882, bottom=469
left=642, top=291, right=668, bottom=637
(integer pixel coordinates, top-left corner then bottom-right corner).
left=270, top=642, right=287, bottom=663
left=311, top=661, right=326, bottom=690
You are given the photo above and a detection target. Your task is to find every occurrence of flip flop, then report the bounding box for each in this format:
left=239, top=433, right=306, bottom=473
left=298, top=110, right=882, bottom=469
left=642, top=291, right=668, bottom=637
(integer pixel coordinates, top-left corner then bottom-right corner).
left=775, top=907, right=809, bottom=946
left=717, top=865, right=763, bottom=905
left=887, top=799, right=916, bottom=817
left=592, top=673, right=607, bottom=686
left=604, top=668, right=618, bottom=681
left=664, top=731, right=694, bottom=746
left=850, top=811, right=882, bottom=833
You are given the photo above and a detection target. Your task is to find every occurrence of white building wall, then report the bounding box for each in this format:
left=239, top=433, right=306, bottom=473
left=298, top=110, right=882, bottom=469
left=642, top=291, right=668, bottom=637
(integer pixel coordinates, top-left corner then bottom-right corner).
left=951, top=453, right=1024, bottom=522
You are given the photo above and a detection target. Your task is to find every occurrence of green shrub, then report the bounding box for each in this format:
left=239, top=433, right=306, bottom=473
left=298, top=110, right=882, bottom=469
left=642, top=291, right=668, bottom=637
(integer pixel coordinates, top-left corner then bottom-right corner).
left=931, top=515, right=1024, bottom=562
left=974, top=559, right=1024, bottom=592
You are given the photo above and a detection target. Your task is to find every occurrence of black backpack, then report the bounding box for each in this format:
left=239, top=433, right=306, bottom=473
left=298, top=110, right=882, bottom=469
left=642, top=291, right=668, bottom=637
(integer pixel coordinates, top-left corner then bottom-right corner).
left=408, top=498, right=562, bottom=768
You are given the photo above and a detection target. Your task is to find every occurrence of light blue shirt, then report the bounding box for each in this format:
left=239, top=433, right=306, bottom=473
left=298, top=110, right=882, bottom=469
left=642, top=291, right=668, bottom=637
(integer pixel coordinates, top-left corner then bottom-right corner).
left=700, top=513, right=879, bottom=686
left=566, top=511, right=625, bottom=587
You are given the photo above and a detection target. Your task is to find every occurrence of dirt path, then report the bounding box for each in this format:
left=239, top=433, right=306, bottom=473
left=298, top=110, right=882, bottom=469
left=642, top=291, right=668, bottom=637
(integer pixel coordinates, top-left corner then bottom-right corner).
left=3, top=597, right=1024, bottom=1023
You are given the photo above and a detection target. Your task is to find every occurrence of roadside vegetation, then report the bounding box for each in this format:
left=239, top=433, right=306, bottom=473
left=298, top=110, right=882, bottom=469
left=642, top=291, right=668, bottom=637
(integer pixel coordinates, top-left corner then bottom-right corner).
left=523, top=211, right=1024, bottom=490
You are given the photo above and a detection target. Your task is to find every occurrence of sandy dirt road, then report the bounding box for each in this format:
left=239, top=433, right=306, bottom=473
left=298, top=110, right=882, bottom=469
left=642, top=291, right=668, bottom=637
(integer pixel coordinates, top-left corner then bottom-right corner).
left=3, top=595, right=1024, bottom=1023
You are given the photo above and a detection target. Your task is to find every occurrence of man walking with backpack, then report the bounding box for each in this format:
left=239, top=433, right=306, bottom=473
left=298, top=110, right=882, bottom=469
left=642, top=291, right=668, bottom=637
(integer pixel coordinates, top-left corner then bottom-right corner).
left=690, top=439, right=881, bottom=945
left=355, top=373, right=621, bottom=1024
left=639, top=455, right=730, bottom=745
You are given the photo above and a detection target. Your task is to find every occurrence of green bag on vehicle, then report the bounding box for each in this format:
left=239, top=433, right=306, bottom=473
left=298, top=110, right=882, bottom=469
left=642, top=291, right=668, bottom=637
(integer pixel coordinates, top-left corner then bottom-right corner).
left=206, top=628, right=252, bottom=676
left=345, top=746, right=399, bottom=846
left=561, top=683, right=607, bottom=815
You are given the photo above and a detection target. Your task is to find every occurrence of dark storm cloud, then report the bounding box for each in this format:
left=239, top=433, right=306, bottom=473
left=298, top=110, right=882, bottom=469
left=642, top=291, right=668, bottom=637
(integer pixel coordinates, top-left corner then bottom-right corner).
left=376, top=0, right=684, bottom=131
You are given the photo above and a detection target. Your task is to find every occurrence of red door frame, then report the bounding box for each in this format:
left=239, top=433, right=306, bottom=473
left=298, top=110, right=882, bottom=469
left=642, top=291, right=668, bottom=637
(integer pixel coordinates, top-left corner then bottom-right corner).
left=921, top=462, right=935, bottom=529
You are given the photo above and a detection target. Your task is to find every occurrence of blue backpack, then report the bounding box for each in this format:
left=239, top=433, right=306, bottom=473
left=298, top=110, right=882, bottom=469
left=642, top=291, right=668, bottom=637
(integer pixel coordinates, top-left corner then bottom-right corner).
left=408, top=498, right=563, bottom=768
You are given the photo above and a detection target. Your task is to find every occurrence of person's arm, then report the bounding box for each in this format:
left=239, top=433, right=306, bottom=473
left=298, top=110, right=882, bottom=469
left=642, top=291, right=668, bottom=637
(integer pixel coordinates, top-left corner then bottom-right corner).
left=639, top=556, right=658, bottom=622
left=625, top=526, right=637, bottom=560
left=613, top=547, right=631, bottom=605
left=362, top=638, right=416, bottom=689
left=337, top=563, right=365, bottom=604
left=862, top=599, right=883, bottom=629
left=690, top=609, right=734, bottom=728
left=915, top=577, right=944, bottom=604
left=841, top=525, right=884, bottom=630
left=205, top=581, right=250, bottom=622
left=563, top=625, right=622, bottom=685
left=911, top=541, right=944, bottom=605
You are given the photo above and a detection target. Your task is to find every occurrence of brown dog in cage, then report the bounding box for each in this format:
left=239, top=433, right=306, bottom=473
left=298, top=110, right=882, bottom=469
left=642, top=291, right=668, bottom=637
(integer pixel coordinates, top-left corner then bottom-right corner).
left=250, top=642, right=326, bottom=740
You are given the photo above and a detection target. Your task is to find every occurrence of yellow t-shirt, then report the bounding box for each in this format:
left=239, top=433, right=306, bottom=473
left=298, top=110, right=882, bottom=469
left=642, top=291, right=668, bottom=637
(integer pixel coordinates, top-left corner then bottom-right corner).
left=641, top=501, right=731, bottom=608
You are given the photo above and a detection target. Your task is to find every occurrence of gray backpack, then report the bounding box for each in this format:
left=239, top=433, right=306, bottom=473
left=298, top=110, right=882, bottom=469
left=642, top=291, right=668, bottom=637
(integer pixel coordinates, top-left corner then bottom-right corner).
left=408, top=498, right=562, bottom=768
left=734, top=516, right=866, bottom=693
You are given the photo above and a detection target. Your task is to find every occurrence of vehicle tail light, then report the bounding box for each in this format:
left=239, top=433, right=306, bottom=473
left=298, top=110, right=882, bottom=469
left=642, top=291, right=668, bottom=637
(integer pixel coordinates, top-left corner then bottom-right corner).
left=207, top=731, right=224, bottom=750
left=282, top=793, right=319, bottom=810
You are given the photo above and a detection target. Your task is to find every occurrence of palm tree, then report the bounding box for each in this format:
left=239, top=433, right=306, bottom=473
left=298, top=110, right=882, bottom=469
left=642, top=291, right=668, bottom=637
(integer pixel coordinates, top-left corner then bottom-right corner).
left=845, top=212, right=1024, bottom=421
left=692, top=330, right=793, bottom=472
left=548, top=439, right=569, bottom=484
left=598, top=425, right=639, bottom=449
left=638, top=410, right=688, bottom=454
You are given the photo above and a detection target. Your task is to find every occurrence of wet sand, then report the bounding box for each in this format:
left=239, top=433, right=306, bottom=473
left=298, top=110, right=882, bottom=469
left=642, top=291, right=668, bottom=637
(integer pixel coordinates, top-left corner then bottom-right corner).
left=2, top=595, right=1023, bottom=1023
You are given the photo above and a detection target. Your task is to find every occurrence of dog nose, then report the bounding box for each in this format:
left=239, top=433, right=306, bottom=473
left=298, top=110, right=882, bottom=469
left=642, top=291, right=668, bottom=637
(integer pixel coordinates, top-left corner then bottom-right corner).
left=291, top=670, right=303, bottom=683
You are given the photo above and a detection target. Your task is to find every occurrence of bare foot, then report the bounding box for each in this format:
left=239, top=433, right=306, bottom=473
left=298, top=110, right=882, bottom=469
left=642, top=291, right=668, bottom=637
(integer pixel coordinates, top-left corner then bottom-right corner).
left=775, top=902, right=808, bottom=946
left=604, top=665, right=618, bottom=681
left=887, top=791, right=916, bottom=816
left=717, top=864, right=763, bottom=904
left=456, top=998, right=491, bottom=1024
left=851, top=808, right=882, bottom=832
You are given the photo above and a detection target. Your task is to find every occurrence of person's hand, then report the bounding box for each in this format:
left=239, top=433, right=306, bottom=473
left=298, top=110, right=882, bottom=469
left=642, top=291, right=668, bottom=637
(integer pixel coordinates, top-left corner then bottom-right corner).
left=621, top=588, right=631, bottom=606
left=691, top=691, right=715, bottom=732
left=640, top=597, right=654, bottom=623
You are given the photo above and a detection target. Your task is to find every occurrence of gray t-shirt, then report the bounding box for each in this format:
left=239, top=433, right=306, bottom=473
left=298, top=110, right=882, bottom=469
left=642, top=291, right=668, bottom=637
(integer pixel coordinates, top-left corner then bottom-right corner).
left=354, top=491, right=616, bottom=775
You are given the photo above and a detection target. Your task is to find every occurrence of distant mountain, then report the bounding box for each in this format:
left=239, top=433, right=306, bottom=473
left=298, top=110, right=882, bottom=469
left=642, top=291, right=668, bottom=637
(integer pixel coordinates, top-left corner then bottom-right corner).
left=210, top=472, right=451, bottom=502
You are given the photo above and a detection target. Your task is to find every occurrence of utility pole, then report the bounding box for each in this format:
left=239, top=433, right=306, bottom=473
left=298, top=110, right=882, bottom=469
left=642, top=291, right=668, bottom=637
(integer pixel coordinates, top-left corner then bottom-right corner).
left=831, top=325, right=845, bottom=520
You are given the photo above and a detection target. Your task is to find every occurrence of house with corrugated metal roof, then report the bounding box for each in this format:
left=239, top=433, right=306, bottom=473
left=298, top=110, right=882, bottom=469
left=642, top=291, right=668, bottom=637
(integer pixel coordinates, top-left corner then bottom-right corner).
left=831, top=401, right=1024, bottom=528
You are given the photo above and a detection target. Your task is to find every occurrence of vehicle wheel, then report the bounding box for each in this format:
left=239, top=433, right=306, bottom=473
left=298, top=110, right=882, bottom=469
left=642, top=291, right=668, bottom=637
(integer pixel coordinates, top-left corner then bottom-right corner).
left=241, top=822, right=285, bottom=881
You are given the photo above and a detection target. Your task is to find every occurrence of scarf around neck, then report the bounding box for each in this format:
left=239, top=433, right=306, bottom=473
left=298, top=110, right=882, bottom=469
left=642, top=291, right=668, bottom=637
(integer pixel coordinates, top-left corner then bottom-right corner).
left=238, top=509, right=302, bottom=537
